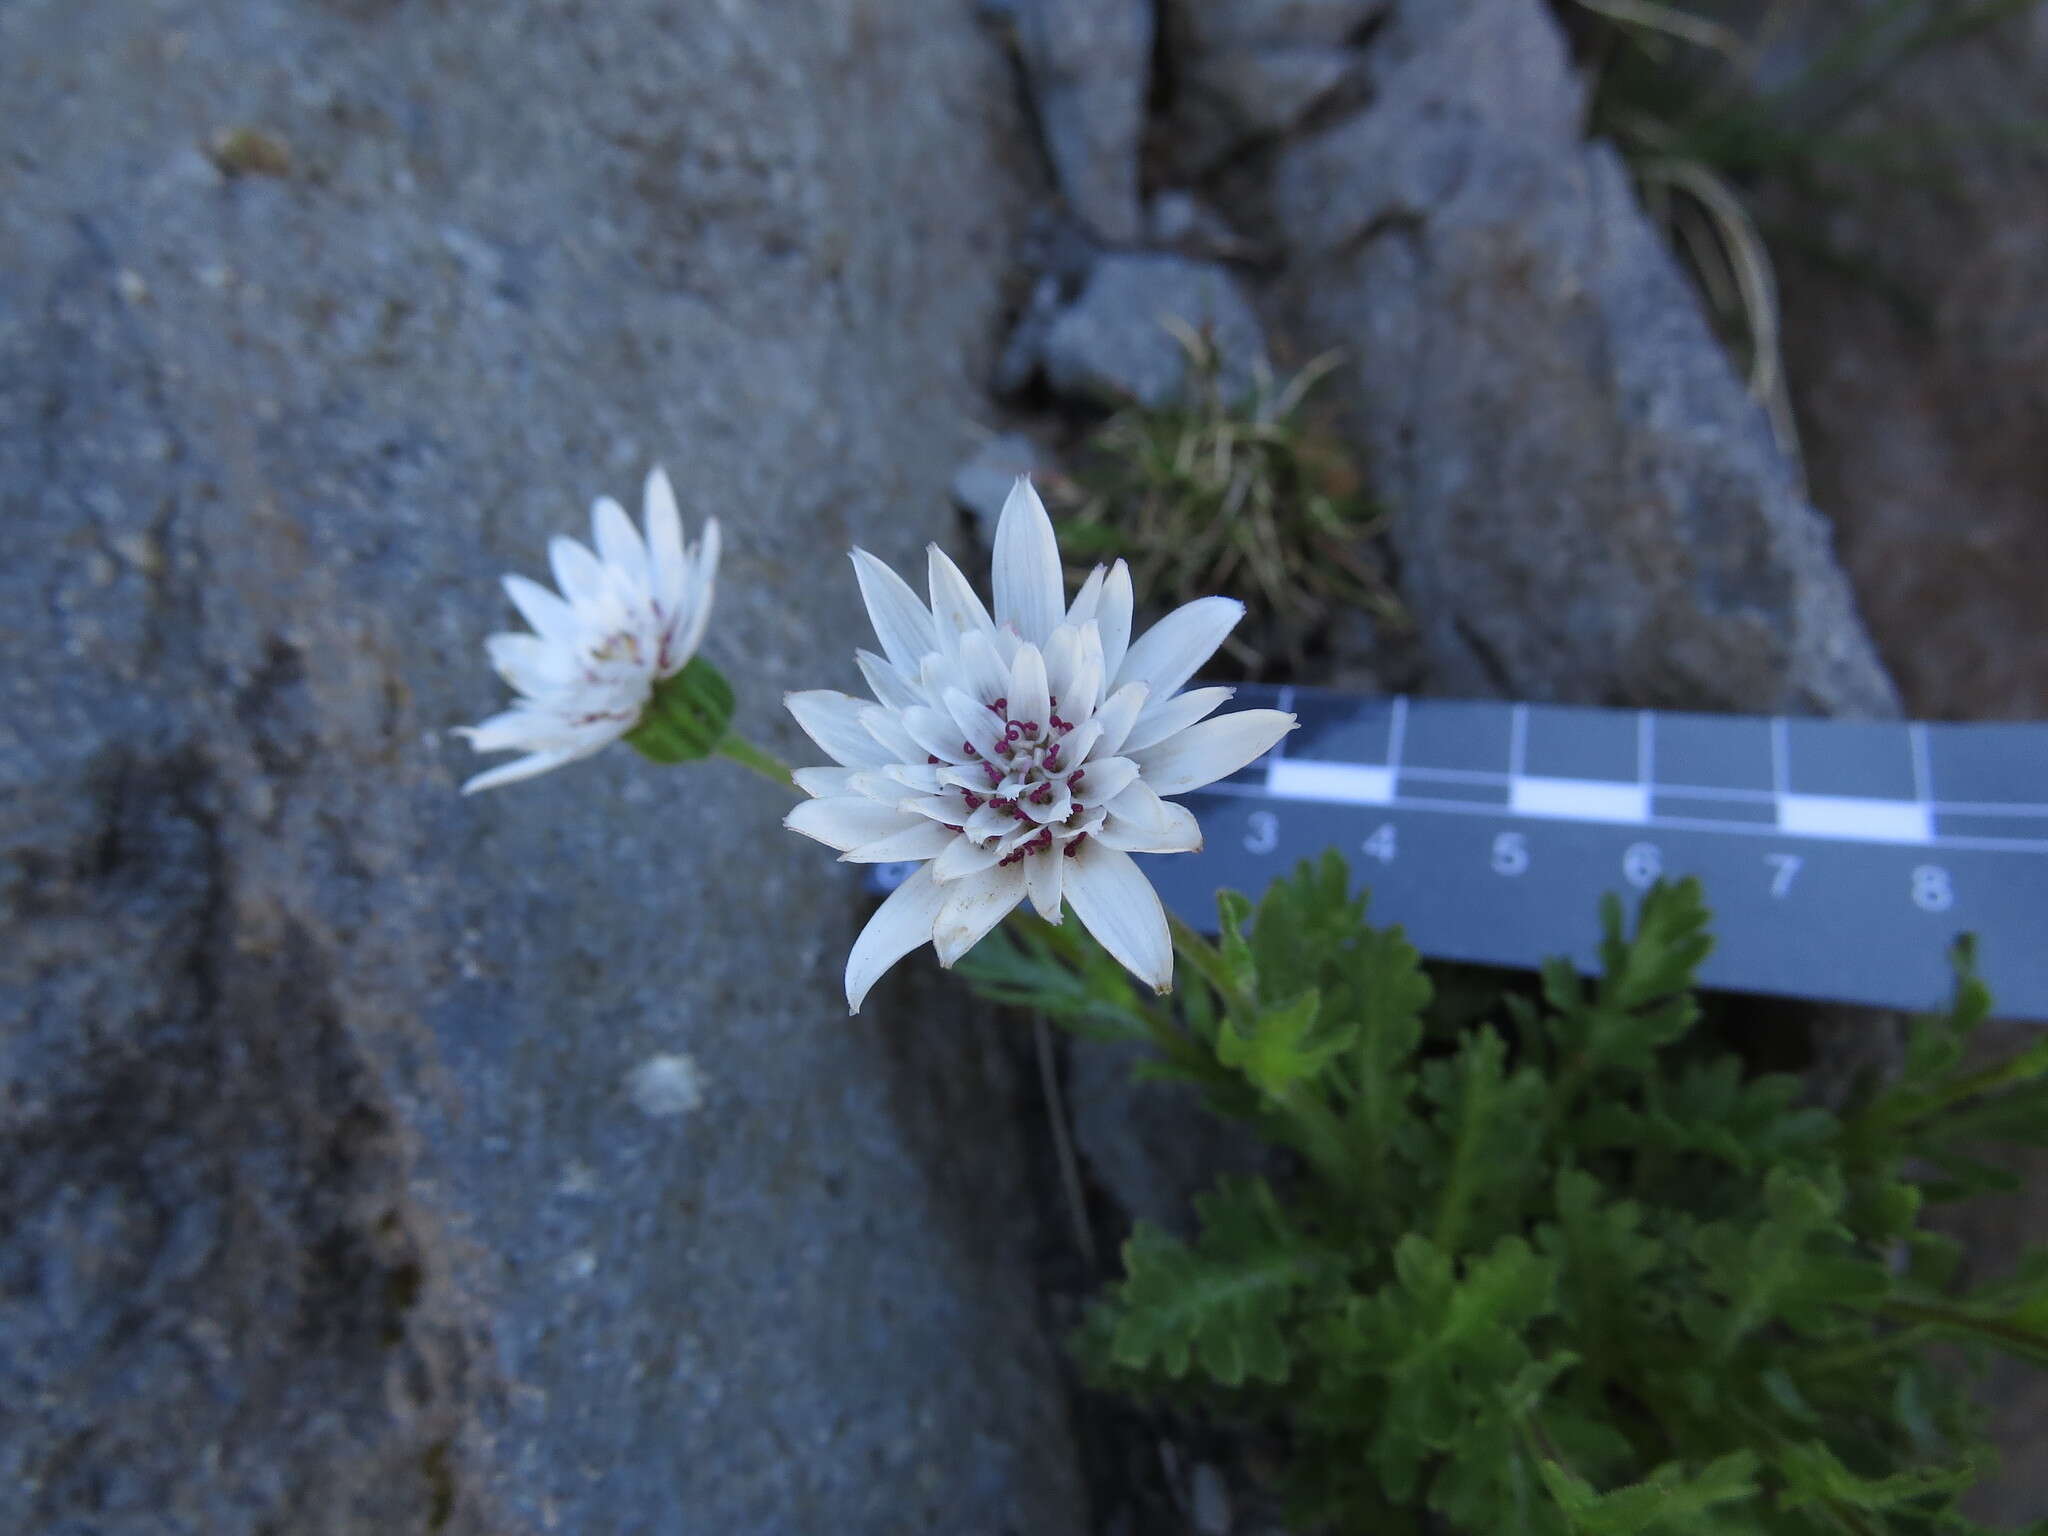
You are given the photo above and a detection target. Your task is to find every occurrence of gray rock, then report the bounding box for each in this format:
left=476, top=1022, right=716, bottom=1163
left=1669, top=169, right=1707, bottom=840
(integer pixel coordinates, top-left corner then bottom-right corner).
left=951, top=434, right=1044, bottom=535
left=1265, top=0, right=1898, bottom=714
left=1014, top=0, right=1153, bottom=244
left=1145, top=189, right=1259, bottom=260
left=1763, top=4, right=2048, bottom=723
left=0, top=2, right=1084, bottom=1533
left=1040, top=253, right=1270, bottom=409
left=1161, top=0, right=1390, bottom=171
left=1064, top=1040, right=1276, bottom=1240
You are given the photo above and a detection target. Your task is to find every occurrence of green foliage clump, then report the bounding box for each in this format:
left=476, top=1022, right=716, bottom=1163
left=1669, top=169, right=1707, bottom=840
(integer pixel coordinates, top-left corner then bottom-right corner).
left=1046, top=333, right=1403, bottom=677
left=963, top=854, right=2048, bottom=1534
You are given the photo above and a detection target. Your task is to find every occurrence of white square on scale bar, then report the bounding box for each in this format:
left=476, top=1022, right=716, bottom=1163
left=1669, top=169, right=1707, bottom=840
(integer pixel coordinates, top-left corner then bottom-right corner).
left=1266, top=759, right=1396, bottom=805
left=1777, top=794, right=1932, bottom=844
left=1509, top=776, right=1650, bottom=824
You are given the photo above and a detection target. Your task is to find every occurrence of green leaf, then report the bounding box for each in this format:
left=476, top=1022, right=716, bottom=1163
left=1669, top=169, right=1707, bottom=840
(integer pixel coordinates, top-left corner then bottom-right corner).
left=1216, top=988, right=1337, bottom=1098
left=1419, top=1026, right=1548, bottom=1253
left=1536, top=1451, right=1759, bottom=1534
left=1100, top=1176, right=1314, bottom=1388
left=1216, top=887, right=1258, bottom=995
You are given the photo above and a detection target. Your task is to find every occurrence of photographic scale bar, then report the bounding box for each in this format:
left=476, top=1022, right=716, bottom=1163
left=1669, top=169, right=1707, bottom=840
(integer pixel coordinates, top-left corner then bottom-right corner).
left=868, top=686, right=2048, bottom=1021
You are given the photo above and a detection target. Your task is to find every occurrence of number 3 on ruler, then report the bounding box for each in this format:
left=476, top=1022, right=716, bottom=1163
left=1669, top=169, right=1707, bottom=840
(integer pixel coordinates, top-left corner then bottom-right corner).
left=1244, top=811, right=1279, bottom=855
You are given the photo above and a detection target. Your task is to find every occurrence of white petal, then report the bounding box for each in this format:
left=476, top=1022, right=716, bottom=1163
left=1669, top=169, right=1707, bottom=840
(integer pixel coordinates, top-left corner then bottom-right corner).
left=671, top=519, right=719, bottom=668
left=1065, top=563, right=1107, bottom=627
left=460, top=748, right=589, bottom=794
left=1026, top=845, right=1066, bottom=921
left=503, top=573, right=580, bottom=646
left=786, top=689, right=895, bottom=768
left=1132, top=709, right=1297, bottom=795
left=549, top=535, right=612, bottom=612
left=1097, top=782, right=1203, bottom=854
left=898, top=793, right=972, bottom=824
left=1065, top=841, right=1173, bottom=993
left=591, top=495, right=645, bottom=588
left=952, top=629, right=1011, bottom=710
left=486, top=631, right=575, bottom=696
left=846, top=863, right=948, bottom=1013
left=879, top=762, right=945, bottom=794
left=458, top=708, right=619, bottom=755
left=784, top=796, right=923, bottom=852
left=901, top=704, right=970, bottom=764
left=1096, top=560, right=1134, bottom=684
left=1018, top=783, right=1073, bottom=824
left=1041, top=624, right=1082, bottom=707
left=793, top=765, right=861, bottom=797
left=942, top=689, right=1006, bottom=762
left=927, top=544, right=997, bottom=647
left=991, top=477, right=1065, bottom=645
left=644, top=465, right=688, bottom=606
left=1115, top=595, right=1243, bottom=701
left=856, top=649, right=924, bottom=714
left=1058, top=719, right=1103, bottom=770
left=933, top=861, right=1028, bottom=967
left=1073, top=755, right=1138, bottom=806
left=1125, top=686, right=1237, bottom=754
left=1060, top=653, right=1103, bottom=730
left=850, top=548, right=936, bottom=672
left=1091, top=682, right=1150, bottom=756
left=857, top=704, right=928, bottom=765
left=842, top=821, right=960, bottom=864
left=1008, top=643, right=1050, bottom=733
left=933, top=835, right=1004, bottom=883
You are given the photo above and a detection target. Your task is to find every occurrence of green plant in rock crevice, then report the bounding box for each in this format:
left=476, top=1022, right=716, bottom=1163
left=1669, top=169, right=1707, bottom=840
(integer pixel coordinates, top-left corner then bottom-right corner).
left=964, top=853, right=2048, bottom=1534
left=1045, top=327, right=1405, bottom=679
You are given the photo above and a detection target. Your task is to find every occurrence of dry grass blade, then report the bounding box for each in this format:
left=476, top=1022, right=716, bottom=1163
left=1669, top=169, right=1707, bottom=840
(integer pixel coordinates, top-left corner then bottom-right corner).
left=1049, top=328, right=1403, bottom=678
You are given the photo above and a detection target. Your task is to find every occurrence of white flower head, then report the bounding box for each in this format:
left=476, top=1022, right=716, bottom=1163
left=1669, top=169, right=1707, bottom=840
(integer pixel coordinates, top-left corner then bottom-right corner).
left=459, top=466, right=720, bottom=793
left=785, top=476, right=1295, bottom=1012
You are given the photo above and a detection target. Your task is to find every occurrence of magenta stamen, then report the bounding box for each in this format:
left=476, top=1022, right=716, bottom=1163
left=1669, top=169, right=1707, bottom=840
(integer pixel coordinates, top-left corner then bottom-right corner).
left=991, top=697, right=1007, bottom=715
left=963, top=791, right=984, bottom=811
left=982, top=762, right=1002, bottom=787
left=1065, top=832, right=1087, bottom=857
left=927, top=754, right=942, bottom=765
left=962, top=742, right=979, bottom=759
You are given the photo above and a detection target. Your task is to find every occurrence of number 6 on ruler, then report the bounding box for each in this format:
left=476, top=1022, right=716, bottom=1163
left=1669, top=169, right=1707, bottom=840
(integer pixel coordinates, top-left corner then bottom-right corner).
left=1492, top=831, right=1529, bottom=876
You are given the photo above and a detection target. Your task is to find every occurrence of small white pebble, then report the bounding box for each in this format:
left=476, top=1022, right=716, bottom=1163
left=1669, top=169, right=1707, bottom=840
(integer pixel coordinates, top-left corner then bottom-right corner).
left=626, top=1052, right=706, bottom=1118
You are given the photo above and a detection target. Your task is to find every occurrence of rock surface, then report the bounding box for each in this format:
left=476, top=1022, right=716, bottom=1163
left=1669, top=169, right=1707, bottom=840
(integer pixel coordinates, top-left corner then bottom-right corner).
left=1262, top=0, right=1898, bottom=715
left=1014, top=0, right=1153, bottom=244
left=1766, top=5, right=2048, bottom=724
left=1161, top=0, right=1390, bottom=173
left=1040, top=253, right=1270, bottom=409
left=0, top=3, right=1084, bottom=1533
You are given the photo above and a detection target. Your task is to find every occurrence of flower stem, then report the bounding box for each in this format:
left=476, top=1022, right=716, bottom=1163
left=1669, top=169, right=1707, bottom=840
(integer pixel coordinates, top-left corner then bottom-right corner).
left=1167, top=913, right=1238, bottom=1004
left=716, top=731, right=797, bottom=793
